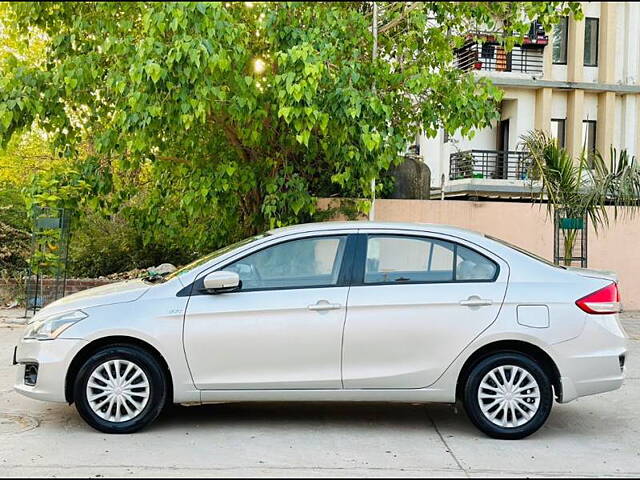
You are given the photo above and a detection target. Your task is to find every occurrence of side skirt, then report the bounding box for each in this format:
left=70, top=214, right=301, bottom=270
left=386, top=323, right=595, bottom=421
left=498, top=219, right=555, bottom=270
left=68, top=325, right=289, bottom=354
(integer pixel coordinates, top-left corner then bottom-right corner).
left=191, top=387, right=455, bottom=405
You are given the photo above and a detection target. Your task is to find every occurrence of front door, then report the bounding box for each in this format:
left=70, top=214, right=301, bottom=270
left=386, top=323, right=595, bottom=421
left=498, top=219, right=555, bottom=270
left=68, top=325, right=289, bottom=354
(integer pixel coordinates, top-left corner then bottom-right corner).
left=183, top=234, right=353, bottom=390
left=342, top=232, right=508, bottom=389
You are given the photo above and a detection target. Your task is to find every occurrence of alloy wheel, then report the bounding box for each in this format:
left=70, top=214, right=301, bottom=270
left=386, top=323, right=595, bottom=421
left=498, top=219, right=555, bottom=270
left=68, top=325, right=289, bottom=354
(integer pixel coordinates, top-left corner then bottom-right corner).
left=477, top=364, right=540, bottom=428
left=86, top=359, right=150, bottom=423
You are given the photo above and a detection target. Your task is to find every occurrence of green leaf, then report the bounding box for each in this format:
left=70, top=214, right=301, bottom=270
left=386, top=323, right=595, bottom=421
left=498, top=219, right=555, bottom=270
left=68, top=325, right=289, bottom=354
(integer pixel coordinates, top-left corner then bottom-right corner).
left=0, top=110, right=13, bottom=130
left=145, top=62, right=163, bottom=83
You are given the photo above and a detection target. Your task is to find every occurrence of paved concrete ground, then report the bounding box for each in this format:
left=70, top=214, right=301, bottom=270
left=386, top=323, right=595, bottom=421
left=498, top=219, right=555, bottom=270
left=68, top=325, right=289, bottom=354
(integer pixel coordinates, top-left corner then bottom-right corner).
left=0, top=308, right=27, bottom=325
left=0, top=311, right=639, bottom=478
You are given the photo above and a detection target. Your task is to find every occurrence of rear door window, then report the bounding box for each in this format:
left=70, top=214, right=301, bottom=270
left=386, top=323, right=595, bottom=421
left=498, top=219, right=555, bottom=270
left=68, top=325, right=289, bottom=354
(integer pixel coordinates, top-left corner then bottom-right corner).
left=364, top=235, right=497, bottom=284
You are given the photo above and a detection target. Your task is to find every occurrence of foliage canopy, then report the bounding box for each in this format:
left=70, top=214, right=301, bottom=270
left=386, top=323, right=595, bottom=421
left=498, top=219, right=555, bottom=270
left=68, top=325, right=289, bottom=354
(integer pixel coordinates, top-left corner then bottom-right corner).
left=1, top=2, right=580, bottom=269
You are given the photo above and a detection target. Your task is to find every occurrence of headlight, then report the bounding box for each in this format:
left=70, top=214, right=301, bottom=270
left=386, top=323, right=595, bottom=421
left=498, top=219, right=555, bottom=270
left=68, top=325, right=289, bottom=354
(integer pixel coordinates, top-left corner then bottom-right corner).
left=24, top=310, right=88, bottom=340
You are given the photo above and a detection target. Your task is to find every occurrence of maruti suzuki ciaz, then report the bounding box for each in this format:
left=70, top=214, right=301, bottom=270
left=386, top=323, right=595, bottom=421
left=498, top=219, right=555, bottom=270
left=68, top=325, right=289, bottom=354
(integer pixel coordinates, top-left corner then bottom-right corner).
left=13, top=222, right=627, bottom=439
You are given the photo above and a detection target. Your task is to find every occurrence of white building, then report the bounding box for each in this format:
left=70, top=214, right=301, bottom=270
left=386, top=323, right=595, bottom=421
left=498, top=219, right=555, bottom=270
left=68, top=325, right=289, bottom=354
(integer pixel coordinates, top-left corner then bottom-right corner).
left=419, top=2, right=640, bottom=199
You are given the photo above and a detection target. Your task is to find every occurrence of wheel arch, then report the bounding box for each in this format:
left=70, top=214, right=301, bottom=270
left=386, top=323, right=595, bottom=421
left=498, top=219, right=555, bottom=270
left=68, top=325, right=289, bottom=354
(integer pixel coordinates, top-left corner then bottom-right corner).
left=64, top=335, right=174, bottom=404
left=455, top=340, right=562, bottom=402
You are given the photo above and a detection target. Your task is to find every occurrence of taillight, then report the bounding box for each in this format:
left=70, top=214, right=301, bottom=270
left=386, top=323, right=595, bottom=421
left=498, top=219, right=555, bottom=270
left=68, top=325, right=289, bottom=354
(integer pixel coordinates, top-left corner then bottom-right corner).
left=575, top=282, right=621, bottom=314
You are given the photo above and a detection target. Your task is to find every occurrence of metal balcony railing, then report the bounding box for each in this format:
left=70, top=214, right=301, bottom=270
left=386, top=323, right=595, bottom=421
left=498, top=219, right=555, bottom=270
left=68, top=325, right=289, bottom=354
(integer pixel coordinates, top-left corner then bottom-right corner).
left=455, top=43, right=545, bottom=74
left=449, top=150, right=532, bottom=181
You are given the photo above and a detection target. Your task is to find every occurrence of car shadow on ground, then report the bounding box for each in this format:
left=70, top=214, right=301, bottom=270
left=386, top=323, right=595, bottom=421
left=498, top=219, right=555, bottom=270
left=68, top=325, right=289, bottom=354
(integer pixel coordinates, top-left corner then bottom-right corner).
left=20, top=392, right=624, bottom=440
left=142, top=400, right=613, bottom=440
left=153, top=401, right=439, bottom=431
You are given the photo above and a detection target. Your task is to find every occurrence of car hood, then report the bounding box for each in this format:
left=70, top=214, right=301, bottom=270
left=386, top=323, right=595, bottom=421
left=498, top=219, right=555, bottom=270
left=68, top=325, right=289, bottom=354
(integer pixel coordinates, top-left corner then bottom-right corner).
left=33, top=279, right=150, bottom=319
left=567, top=266, right=618, bottom=283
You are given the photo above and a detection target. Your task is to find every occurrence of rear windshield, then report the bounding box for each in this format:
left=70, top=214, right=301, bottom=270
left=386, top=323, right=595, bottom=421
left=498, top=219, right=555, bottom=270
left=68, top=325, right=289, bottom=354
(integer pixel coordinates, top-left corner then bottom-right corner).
left=486, top=235, right=565, bottom=269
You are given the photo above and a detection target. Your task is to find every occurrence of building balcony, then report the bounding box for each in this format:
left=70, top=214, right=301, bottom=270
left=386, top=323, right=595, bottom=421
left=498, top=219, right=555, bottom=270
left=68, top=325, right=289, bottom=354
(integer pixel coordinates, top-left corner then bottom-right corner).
left=449, top=150, right=532, bottom=181
left=455, top=44, right=545, bottom=75
left=455, top=23, right=548, bottom=76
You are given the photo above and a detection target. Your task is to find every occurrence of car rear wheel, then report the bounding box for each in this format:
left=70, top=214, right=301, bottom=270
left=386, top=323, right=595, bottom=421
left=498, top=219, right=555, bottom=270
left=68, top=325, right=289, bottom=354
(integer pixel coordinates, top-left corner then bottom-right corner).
left=463, top=352, right=553, bottom=439
left=73, top=345, right=167, bottom=434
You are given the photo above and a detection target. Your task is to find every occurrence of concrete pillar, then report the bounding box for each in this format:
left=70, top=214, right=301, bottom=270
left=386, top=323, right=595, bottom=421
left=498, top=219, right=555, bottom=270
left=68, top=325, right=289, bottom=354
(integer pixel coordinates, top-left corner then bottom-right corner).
left=535, top=88, right=552, bottom=133
left=621, top=94, right=638, bottom=159
left=636, top=94, right=640, bottom=160
left=637, top=16, right=640, bottom=161
left=624, top=3, right=640, bottom=85
left=596, top=91, right=616, bottom=164
left=566, top=89, right=584, bottom=159
left=599, top=3, right=616, bottom=84
left=567, top=16, right=585, bottom=82
left=637, top=4, right=640, bottom=162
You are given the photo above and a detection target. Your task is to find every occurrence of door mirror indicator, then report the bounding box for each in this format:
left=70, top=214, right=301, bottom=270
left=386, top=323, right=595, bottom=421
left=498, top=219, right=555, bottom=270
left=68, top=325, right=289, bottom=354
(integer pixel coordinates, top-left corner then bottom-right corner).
left=202, top=271, right=241, bottom=294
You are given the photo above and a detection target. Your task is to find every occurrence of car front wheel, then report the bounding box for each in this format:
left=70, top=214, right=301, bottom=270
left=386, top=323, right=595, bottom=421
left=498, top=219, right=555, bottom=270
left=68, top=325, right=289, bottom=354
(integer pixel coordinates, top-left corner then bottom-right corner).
left=463, top=352, right=553, bottom=439
left=73, top=345, right=167, bottom=434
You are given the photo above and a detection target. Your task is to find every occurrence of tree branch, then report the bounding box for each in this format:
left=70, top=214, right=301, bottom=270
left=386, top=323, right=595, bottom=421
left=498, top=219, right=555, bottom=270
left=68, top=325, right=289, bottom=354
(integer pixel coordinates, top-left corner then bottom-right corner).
left=377, top=2, right=422, bottom=35
left=208, top=113, right=256, bottom=163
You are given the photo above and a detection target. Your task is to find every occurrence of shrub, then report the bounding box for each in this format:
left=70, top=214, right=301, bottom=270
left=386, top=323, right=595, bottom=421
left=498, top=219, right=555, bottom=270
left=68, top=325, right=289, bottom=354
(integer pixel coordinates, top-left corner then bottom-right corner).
left=0, top=184, right=29, bottom=275
left=0, top=218, right=29, bottom=272
left=68, top=208, right=145, bottom=278
left=67, top=207, right=195, bottom=278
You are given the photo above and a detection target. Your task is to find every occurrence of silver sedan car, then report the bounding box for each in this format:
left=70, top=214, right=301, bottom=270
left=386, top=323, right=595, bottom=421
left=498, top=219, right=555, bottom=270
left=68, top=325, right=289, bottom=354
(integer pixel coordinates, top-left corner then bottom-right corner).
left=13, top=222, right=627, bottom=439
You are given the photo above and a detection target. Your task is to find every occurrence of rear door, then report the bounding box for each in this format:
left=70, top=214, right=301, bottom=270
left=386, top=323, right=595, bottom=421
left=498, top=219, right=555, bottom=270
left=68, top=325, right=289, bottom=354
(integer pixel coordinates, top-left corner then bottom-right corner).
left=342, top=231, right=509, bottom=389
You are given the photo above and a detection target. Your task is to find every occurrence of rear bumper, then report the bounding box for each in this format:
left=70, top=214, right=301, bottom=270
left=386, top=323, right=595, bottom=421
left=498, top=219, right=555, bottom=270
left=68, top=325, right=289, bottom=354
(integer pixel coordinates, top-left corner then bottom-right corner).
left=559, top=372, right=624, bottom=403
left=14, top=337, right=87, bottom=403
left=553, top=314, right=627, bottom=403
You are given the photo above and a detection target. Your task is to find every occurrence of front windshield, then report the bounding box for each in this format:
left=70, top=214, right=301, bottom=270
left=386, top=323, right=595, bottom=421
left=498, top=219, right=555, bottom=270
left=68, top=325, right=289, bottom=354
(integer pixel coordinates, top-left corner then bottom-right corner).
left=486, top=235, right=565, bottom=269
left=165, top=233, right=270, bottom=280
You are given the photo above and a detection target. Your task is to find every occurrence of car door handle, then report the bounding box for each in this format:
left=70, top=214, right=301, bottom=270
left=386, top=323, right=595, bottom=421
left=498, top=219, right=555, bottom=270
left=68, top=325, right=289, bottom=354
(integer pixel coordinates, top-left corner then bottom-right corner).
left=307, top=301, right=342, bottom=311
left=459, top=296, right=493, bottom=307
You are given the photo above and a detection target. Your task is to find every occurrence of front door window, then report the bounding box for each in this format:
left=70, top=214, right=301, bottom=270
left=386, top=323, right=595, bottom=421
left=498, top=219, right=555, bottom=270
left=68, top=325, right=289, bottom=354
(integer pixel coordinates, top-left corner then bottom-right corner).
left=224, top=236, right=347, bottom=290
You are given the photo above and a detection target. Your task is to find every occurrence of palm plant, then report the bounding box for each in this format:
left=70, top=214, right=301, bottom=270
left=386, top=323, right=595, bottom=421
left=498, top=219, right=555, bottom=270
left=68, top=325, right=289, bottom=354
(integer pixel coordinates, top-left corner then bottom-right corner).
left=520, top=130, right=640, bottom=266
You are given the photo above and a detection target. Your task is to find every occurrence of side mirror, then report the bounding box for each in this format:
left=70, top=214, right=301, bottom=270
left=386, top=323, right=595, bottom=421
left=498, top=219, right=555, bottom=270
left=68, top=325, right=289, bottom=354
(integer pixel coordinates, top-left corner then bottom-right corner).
left=202, top=271, right=241, bottom=294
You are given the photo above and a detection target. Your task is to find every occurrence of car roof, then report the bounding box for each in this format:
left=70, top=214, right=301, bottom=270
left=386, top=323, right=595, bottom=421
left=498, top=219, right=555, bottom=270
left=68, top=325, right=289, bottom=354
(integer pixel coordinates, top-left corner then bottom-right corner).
left=267, top=221, right=487, bottom=239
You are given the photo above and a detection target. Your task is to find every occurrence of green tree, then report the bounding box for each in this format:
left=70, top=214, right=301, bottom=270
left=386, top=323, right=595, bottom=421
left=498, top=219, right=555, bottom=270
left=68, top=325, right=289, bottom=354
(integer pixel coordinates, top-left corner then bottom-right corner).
left=0, top=3, right=58, bottom=276
left=0, top=1, right=54, bottom=185
left=1, top=2, right=581, bottom=255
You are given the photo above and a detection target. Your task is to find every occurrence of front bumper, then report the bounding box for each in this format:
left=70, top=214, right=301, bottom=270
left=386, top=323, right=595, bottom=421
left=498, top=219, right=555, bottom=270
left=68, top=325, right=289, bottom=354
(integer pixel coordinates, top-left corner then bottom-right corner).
left=14, top=336, right=87, bottom=403
left=553, top=314, right=627, bottom=403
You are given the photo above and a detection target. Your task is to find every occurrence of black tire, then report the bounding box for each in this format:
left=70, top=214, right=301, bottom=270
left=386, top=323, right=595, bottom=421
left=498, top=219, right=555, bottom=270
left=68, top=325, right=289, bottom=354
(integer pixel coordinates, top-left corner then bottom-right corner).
left=463, top=352, right=553, bottom=440
left=73, top=344, right=168, bottom=434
